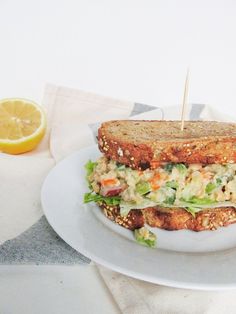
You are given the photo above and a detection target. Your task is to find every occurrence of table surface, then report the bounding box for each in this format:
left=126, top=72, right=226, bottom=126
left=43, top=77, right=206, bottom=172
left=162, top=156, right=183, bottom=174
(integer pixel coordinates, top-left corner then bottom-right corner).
left=0, top=266, right=120, bottom=314
left=1, top=0, right=236, bottom=313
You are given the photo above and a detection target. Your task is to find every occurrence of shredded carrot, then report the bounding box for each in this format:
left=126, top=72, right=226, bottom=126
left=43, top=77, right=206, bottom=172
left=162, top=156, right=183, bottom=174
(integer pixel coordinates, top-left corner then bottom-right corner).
left=151, top=183, right=160, bottom=191
left=149, top=173, right=161, bottom=190
left=101, top=178, right=117, bottom=186
left=149, top=173, right=161, bottom=182
left=138, top=170, right=143, bottom=176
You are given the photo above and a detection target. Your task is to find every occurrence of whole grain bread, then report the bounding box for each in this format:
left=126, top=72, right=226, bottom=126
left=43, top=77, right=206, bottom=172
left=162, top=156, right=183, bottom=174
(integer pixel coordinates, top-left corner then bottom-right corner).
left=98, top=120, right=236, bottom=169
left=99, top=203, right=236, bottom=231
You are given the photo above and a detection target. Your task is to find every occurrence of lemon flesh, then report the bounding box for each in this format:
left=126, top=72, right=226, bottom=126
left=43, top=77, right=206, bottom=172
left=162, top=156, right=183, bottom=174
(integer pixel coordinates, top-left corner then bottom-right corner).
left=0, top=98, right=46, bottom=154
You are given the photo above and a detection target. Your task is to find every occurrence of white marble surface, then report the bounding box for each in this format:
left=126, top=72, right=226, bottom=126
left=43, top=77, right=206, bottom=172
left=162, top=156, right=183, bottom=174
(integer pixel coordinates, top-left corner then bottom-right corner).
left=1, top=0, right=236, bottom=313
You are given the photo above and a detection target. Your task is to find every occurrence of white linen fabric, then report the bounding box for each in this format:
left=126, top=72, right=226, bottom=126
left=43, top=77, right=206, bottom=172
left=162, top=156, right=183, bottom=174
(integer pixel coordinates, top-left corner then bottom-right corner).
left=98, top=266, right=236, bottom=314
left=0, top=84, right=134, bottom=244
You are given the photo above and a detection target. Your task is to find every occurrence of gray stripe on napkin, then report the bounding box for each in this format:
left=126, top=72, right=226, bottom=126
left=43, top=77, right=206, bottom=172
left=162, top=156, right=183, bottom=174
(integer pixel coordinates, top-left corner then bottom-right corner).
left=0, top=216, right=90, bottom=264
left=190, top=104, right=205, bottom=120
left=88, top=103, right=158, bottom=142
left=130, top=103, right=158, bottom=117
left=0, top=101, right=159, bottom=265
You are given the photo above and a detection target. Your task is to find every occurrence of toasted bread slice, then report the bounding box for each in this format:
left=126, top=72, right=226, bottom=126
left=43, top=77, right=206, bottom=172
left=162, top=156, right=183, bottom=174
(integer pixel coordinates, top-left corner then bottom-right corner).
left=98, top=120, right=236, bottom=169
left=99, top=203, right=236, bottom=231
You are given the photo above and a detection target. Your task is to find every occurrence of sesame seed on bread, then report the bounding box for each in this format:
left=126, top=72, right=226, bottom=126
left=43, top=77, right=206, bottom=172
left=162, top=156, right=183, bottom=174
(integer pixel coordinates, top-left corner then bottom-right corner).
left=99, top=203, right=236, bottom=231
left=98, top=120, right=236, bottom=169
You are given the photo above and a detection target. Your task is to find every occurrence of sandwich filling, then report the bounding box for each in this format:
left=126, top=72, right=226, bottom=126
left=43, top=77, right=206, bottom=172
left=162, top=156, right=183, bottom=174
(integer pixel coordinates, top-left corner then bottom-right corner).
left=84, top=157, right=236, bottom=217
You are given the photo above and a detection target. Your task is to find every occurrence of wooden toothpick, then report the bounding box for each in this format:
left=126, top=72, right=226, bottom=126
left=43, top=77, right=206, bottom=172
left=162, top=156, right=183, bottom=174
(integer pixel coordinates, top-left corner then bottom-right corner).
left=180, top=69, right=190, bottom=131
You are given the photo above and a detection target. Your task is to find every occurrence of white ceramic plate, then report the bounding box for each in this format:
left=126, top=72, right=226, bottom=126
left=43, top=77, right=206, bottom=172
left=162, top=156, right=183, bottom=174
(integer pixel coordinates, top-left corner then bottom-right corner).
left=41, top=145, right=236, bottom=290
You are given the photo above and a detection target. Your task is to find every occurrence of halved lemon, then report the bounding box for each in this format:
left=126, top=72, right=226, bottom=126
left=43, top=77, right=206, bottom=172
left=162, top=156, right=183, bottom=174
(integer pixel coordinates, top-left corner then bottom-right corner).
left=0, top=98, right=47, bottom=154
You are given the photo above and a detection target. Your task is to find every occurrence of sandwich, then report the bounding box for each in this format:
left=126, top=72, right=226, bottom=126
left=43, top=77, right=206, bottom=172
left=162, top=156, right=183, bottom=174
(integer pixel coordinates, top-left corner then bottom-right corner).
left=84, top=120, right=236, bottom=236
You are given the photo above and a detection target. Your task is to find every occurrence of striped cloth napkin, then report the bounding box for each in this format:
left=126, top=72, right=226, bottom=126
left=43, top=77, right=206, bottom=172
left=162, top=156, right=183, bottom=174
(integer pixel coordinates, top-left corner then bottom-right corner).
left=0, top=84, right=235, bottom=314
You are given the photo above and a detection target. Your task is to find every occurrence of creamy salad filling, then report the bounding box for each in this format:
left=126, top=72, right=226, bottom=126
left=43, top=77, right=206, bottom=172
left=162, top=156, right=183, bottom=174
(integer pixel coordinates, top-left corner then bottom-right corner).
left=84, top=157, right=236, bottom=217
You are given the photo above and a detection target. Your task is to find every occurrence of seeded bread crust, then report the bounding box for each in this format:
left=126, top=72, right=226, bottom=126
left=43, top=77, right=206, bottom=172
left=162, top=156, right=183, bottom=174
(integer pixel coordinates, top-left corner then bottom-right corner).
left=99, top=203, right=236, bottom=231
left=98, top=120, right=236, bottom=169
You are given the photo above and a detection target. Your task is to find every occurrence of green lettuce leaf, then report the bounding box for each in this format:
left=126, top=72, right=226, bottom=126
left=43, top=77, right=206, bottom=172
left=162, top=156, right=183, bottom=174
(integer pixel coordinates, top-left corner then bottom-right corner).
left=84, top=192, right=121, bottom=206
left=119, top=199, right=157, bottom=217
left=85, top=160, right=97, bottom=189
left=183, top=196, right=215, bottom=205
left=85, top=160, right=97, bottom=177
left=175, top=200, right=236, bottom=210
left=185, top=206, right=202, bottom=217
